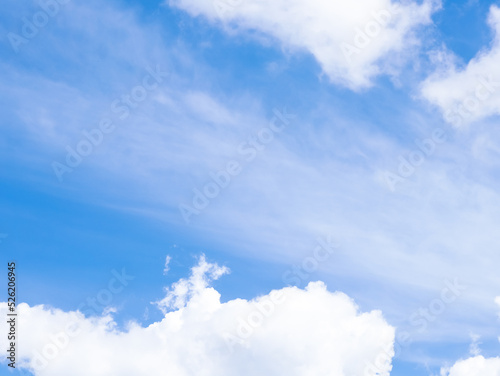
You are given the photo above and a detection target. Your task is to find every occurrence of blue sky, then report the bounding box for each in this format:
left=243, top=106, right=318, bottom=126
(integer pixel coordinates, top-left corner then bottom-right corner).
left=2, top=0, right=500, bottom=375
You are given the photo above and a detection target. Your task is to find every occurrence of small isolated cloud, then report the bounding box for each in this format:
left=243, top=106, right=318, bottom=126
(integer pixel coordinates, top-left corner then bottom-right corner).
left=168, top=0, right=438, bottom=90
left=0, top=256, right=395, bottom=376
left=469, top=333, right=481, bottom=357
left=421, top=5, right=500, bottom=127
left=163, top=255, right=172, bottom=275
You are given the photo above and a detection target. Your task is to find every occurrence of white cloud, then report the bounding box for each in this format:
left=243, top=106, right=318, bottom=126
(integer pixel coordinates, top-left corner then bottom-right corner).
left=0, top=257, right=395, bottom=376
left=442, top=356, right=500, bottom=376
left=6, top=0, right=500, bottom=368
left=155, top=254, right=229, bottom=312
left=168, top=0, right=438, bottom=90
left=441, top=297, right=500, bottom=376
left=421, top=5, right=500, bottom=126
left=469, top=333, right=481, bottom=357
left=163, top=255, right=172, bottom=275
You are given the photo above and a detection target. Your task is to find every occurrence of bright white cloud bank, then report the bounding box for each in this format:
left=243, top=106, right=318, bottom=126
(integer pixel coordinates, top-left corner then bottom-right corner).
left=421, top=5, right=500, bottom=126
left=1, top=256, right=394, bottom=376
left=168, top=0, right=438, bottom=89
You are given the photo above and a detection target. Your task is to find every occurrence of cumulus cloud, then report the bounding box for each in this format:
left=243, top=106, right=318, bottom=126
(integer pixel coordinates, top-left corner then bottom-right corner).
left=441, top=296, right=500, bottom=376
left=442, top=356, right=500, bottom=376
left=155, top=254, right=229, bottom=312
left=168, top=0, right=438, bottom=89
left=0, top=256, right=395, bottom=376
left=421, top=5, right=500, bottom=127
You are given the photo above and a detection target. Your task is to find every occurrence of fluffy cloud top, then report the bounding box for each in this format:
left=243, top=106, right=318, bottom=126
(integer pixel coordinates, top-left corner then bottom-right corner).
left=421, top=5, right=500, bottom=127
left=0, top=256, right=394, bottom=376
left=443, top=356, right=500, bottom=376
left=441, top=296, right=500, bottom=376
left=168, top=0, right=438, bottom=89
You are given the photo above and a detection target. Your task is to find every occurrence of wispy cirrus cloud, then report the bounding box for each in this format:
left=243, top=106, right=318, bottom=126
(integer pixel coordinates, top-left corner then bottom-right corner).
left=4, top=1, right=500, bottom=373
